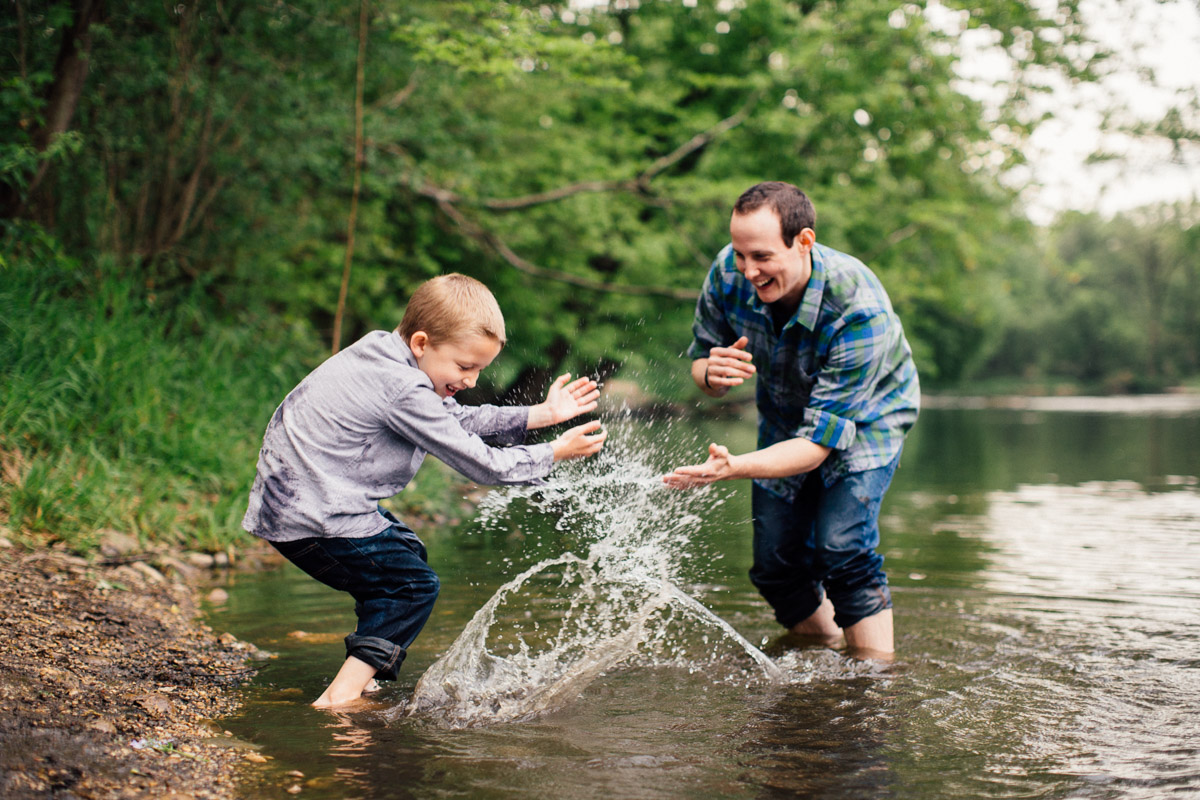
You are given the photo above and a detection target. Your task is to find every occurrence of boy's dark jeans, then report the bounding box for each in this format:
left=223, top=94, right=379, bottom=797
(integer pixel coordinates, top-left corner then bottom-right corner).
left=271, top=512, right=439, bottom=681
left=750, top=451, right=901, bottom=631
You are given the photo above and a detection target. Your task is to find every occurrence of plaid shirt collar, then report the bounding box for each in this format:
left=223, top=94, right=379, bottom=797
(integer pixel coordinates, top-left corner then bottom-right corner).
left=742, top=245, right=828, bottom=333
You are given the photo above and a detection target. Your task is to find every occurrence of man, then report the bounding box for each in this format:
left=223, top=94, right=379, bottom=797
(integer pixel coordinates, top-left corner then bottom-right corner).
left=663, top=181, right=919, bottom=656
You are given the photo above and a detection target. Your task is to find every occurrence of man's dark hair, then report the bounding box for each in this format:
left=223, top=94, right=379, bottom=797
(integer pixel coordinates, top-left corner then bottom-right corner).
left=733, top=182, right=817, bottom=247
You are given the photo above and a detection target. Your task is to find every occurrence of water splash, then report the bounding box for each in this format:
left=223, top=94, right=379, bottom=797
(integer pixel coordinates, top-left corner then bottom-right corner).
left=402, top=419, right=783, bottom=727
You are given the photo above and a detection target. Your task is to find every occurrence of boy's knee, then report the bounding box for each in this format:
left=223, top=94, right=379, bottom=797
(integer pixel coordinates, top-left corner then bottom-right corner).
left=419, top=572, right=440, bottom=603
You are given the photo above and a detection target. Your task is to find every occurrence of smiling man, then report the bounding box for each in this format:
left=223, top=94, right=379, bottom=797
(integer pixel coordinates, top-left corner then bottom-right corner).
left=664, top=182, right=920, bottom=657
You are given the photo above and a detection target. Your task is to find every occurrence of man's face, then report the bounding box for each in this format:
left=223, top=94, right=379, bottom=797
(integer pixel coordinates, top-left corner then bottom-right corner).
left=729, top=206, right=813, bottom=310
left=412, top=333, right=502, bottom=399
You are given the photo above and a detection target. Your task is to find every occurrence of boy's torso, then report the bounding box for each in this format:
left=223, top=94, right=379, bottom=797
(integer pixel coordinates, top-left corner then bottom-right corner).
left=242, top=331, right=550, bottom=542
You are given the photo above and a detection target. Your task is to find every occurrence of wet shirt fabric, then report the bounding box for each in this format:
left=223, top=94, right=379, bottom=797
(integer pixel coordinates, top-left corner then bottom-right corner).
left=688, top=242, right=920, bottom=501
left=243, top=330, right=554, bottom=542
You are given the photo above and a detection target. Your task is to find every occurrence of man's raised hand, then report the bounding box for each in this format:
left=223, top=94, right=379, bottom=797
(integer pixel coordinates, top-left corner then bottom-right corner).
left=704, top=336, right=755, bottom=390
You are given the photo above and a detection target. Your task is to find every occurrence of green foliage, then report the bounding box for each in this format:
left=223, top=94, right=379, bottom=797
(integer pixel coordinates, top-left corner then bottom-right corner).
left=0, top=222, right=323, bottom=550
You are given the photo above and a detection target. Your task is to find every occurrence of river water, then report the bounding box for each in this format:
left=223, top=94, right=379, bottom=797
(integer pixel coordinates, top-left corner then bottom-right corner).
left=212, top=400, right=1200, bottom=799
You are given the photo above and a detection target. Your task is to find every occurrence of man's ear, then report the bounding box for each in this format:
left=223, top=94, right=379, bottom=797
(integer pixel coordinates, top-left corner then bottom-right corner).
left=796, top=228, right=816, bottom=252
left=409, top=331, right=430, bottom=358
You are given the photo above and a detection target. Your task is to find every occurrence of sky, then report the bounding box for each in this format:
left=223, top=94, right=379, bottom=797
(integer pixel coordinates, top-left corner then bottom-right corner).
left=947, top=0, right=1200, bottom=222
left=571, top=0, right=1198, bottom=222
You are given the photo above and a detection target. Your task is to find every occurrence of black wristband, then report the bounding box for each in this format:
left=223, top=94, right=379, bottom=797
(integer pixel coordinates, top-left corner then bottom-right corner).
left=704, top=363, right=713, bottom=389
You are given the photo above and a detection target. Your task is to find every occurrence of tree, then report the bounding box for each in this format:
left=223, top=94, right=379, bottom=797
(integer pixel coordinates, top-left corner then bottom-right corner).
left=1, top=0, right=1136, bottom=393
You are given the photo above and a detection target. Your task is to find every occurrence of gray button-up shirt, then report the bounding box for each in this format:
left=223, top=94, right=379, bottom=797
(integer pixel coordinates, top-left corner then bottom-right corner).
left=242, top=330, right=554, bottom=542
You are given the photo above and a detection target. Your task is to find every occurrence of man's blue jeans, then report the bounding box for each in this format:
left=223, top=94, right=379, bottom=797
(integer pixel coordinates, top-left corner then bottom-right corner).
left=749, top=453, right=900, bottom=630
left=271, top=511, right=439, bottom=681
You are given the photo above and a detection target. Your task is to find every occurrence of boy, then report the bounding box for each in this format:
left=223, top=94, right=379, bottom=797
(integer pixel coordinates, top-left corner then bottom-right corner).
left=243, top=273, right=606, bottom=707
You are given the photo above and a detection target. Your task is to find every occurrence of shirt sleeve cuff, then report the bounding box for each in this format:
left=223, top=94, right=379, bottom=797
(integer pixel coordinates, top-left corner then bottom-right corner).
left=525, top=442, right=556, bottom=485
left=796, top=408, right=857, bottom=450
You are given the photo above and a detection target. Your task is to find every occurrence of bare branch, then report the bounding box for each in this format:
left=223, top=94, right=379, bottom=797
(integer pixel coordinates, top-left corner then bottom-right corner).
left=864, top=222, right=924, bottom=262
left=397, top=92, right=761, bottom=212
left=374, top=71, right=419, bottom=110
left=432, top=195, right=699, bottom=302
left=638, top=91, right=761, bottom=186
left=369, top=95, right=764, bottom=301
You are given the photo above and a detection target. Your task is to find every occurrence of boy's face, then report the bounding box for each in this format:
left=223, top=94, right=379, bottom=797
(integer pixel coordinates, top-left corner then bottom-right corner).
left=409, top=332, right=502, bottom=399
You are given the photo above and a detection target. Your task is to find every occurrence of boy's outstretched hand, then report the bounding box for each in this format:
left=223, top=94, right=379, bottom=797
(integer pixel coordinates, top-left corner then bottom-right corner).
left=528, top=374, right=601, bottom=429
left=662, top=442, right=739, bottom=489
left=550, top=420, right=607, bottom=461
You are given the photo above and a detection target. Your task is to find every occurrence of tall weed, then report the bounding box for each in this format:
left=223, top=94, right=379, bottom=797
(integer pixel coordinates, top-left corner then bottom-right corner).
left=1, top=224, right=321, bottom=552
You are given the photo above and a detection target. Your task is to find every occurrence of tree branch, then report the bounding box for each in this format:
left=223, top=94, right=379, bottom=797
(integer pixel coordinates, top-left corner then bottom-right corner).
left=368, top=95, right=764, bottom=301
left=432, top=195, right=699, bottom=301
left=409, top=93, right=761, bottom=213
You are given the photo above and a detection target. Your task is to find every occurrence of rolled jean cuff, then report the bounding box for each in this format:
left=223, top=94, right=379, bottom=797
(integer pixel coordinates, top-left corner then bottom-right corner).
left=830, top=583, right=893, bottom=630
left=765, top=585, right=825, bottom=631
left=345, top=634, right=406, bottom=681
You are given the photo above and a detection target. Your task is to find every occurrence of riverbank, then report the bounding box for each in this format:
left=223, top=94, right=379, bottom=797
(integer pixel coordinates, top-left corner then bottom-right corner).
left=0, top=541, right=274, bottom=799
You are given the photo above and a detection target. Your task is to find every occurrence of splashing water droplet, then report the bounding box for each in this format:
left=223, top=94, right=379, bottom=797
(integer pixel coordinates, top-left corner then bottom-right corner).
left=401, top=421, right=782, bottom=727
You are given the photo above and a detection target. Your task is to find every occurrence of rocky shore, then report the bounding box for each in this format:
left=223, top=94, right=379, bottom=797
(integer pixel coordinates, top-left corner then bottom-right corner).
left=0, top=540, right=271, bottom=799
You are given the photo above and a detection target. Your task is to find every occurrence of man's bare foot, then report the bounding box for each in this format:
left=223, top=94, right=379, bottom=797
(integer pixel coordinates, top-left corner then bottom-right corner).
left=762, top=630, right=843, bottom=657
left=789, top=596, right=841, bottom=639
left=844, top=608, right=894, bottom=656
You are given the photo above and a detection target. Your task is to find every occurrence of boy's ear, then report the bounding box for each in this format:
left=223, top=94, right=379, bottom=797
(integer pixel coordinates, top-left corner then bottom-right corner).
left=409, top=331, right=430, bottom=358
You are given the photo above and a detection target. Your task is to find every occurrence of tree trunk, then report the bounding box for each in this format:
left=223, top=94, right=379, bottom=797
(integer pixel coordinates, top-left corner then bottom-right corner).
left=8, top=0, right=106, bottom=218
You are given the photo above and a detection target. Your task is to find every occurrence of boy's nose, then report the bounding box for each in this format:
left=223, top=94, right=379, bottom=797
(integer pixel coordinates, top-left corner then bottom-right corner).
left=464, top=374, right=476, bottom=388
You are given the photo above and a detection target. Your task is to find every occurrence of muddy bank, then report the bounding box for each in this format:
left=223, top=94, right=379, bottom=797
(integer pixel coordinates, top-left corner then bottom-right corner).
left=0, top=542, right=271, bottom=799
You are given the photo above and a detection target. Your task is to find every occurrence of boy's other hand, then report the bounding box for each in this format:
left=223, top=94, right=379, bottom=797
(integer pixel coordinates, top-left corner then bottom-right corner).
left=662, top=442, right=739, bottom=488
left=550, top=420, right=607, bottom=461
left=530, top=373, right=601, bottom=429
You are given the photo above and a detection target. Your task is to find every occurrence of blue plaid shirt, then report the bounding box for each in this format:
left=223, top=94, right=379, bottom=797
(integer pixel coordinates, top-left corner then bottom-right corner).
left=688, top=242, right=920, bottom=500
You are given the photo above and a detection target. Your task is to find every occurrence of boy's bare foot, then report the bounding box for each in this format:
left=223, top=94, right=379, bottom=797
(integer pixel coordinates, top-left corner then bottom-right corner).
left=362, top=679, right=382, bottom=694
left=311, top=655, right=380, bottom=708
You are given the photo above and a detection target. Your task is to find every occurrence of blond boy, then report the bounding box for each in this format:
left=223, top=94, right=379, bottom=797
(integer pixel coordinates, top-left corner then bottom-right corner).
left=243, top=274, right=605, bottom=707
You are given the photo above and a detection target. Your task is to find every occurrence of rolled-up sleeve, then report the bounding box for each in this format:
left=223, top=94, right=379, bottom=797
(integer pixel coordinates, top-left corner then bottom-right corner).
left=794, top=311, right=891, bottom=451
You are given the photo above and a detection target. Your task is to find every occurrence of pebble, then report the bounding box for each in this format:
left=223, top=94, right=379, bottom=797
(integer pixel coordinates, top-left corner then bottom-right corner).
left=99, top=529, right=141, bottom=557
left=186, top=552, right=217, bottom=569
left=130, top=561, right=167, bottom=584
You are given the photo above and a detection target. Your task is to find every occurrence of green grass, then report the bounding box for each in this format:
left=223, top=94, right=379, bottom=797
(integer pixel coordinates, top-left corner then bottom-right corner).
left=0, top=226, right=324, bottom=553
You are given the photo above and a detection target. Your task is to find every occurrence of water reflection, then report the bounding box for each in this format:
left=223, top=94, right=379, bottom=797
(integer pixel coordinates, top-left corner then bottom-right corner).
left=213, top=406, right=1200, bottom=799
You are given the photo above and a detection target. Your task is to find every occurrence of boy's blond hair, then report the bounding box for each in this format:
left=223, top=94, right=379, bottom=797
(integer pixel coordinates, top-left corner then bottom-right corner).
left=397, top=273, right=507, bottom=346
